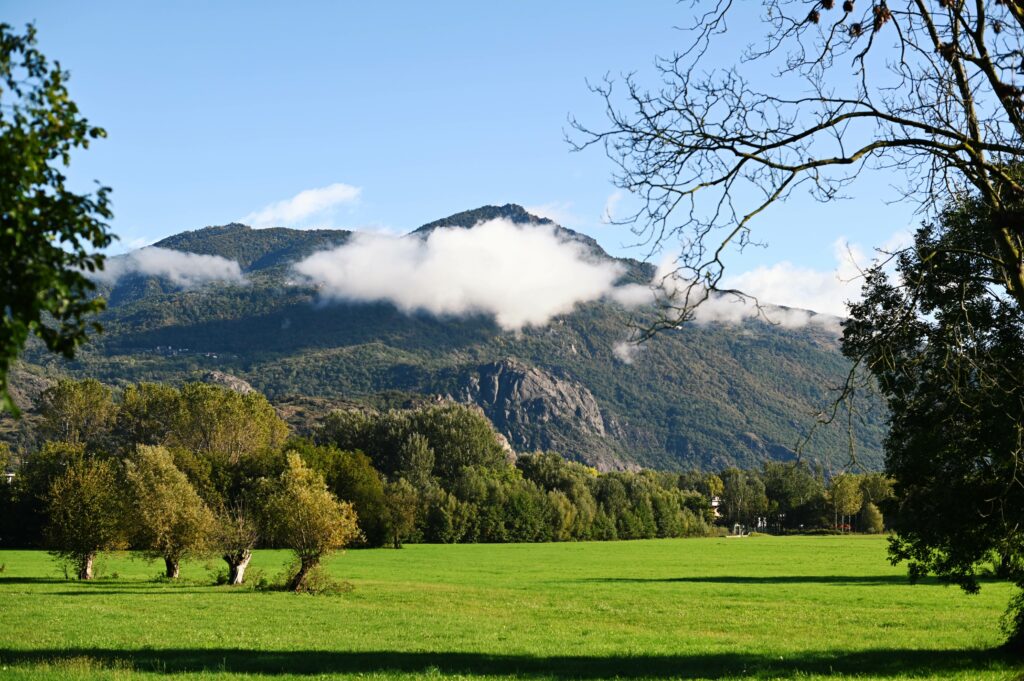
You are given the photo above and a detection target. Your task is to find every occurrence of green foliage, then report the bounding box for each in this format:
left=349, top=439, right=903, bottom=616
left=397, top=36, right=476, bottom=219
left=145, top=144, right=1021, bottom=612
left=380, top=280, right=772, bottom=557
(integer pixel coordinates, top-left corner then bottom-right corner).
left=0, top=23, right=113, bottom=414
left=829, top=474, right=865, bottom=531
left=383, top=478, right=418, bottom=548
left=5, top=377, right=886, bottom=554
left=14, top=209, right=887, bottom=471
left=288, top=439, right=388, bottom=546
left=262, top=453, right=361, bottom=591
left=116, top=382, right=183, bottom=448
left=170, top=383, right=289, bottom=463
left=45, top=456, right=125, bottom=578
left=862, top=501, right=884, bottom=535
left=397, top=433, right=435, bottom=490
left=122, top=445, right=216, bottom=578
left=319, top=403, right=506, bottom=481
left=719, top=467, right=768, bottom=527
left=762, top=461, right=827, bottom=530
left=38, top=378, right=116, bottom=449
left=859, top=472, right=895, bottom=506
left=843, top=190, right=1024, bottom=645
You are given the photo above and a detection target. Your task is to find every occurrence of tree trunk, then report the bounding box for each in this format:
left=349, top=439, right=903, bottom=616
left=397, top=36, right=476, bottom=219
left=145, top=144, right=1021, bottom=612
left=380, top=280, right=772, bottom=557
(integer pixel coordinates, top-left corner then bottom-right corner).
left=287, top=558, right=316, bottom=592
left=77, top=552, right=95, bottom=580
left=223, top=549, right=252, bottom=585
left=164, top=557, right=180, bottom=579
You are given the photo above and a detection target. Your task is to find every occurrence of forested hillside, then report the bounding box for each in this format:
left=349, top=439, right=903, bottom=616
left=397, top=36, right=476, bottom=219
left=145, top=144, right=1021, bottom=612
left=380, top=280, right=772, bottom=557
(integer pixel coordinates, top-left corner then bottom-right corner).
left=12, top=205, right=886, bottom=470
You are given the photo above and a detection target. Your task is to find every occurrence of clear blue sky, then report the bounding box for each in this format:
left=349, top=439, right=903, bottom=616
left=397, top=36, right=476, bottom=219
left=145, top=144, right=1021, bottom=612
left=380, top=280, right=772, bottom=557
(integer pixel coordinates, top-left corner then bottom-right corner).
left=6, top=1, right=920, bottom=301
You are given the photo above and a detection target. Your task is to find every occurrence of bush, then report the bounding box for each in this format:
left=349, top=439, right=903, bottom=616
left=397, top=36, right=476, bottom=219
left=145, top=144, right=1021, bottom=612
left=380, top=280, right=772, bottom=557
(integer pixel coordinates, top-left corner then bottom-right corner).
left=861, top=502, right=885, bottom=534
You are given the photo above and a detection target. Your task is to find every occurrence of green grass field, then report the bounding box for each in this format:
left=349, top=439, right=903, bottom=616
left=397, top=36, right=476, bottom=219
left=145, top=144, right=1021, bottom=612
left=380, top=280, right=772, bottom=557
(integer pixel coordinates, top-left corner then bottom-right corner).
left=1, top=536, right=1021, bottom=680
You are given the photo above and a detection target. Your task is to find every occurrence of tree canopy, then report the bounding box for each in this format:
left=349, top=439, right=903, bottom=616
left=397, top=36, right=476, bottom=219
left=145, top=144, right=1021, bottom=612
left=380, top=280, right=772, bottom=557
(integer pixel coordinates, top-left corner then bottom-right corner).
left=0, top=23, right=113, bottom=414
left=843, top=189, right=1024, bottom=644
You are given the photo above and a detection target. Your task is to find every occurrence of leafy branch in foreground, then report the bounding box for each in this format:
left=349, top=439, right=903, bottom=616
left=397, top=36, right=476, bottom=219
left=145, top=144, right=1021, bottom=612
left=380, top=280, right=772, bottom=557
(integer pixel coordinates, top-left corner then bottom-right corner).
left=0, top=23, right=113, bottom=414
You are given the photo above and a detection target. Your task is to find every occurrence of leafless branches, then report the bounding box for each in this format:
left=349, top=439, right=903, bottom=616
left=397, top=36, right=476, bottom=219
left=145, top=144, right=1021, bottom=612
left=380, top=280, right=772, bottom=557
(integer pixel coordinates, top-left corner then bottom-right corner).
left=570, top=1, right=1024, bottom=322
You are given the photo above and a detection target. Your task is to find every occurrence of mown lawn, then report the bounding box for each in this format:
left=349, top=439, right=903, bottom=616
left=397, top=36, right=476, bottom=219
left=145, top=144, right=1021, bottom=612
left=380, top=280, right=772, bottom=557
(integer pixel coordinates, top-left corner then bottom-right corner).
left=0, top=535, right=1021, bottom=680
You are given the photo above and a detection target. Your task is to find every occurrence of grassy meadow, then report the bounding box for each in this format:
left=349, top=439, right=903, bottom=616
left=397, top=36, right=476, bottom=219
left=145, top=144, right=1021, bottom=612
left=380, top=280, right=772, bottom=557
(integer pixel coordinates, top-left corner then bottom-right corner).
left=1, top=535, right=1021, bottom=680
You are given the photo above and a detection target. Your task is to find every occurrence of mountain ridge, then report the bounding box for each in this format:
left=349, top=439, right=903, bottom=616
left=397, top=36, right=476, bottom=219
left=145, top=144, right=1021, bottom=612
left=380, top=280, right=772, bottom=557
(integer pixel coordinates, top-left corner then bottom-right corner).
left=11, top=204, right=882, bottom=471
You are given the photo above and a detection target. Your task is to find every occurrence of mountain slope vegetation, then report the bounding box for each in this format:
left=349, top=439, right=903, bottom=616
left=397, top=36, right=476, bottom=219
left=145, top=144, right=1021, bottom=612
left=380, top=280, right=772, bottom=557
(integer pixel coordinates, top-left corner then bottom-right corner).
left=16, top=205, right=886, bottom=470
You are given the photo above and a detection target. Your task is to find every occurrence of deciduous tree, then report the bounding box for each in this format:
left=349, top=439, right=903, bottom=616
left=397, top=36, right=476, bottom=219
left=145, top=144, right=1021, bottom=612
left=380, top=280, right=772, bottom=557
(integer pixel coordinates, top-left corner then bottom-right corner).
left=123, top=445, right=215, bottom=579
left=263, top=453, right=360, bottom=592
left=215, top=503, right=259, bottom=585
left=171, top=383, right=288, bottom=463
left=46, top=457, right=124, bottom=579
left=843, top=191, right=1024, bottom=645
left=573, top=1, right=1024, bottom=648
left=39, top=379, right=116, bottom=450
left=0, top=24, right=113, bottom=414
left=828, top=473, right=864, bottom=531
left=383, top=478, right=419, bottom=549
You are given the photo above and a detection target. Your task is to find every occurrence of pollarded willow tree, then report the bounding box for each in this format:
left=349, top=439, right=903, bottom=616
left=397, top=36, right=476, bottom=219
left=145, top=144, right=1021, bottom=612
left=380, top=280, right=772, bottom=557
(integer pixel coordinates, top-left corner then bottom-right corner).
left=263, top=454, right=361, bottom=592
left=123, top=445, right=216, bottom=580
left=572, top=0, right=1024, bottom=648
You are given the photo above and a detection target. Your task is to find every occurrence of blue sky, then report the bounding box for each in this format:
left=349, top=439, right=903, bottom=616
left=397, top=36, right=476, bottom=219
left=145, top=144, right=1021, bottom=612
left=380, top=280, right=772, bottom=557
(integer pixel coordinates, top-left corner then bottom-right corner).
left=6, top=1, right=922, bottom=315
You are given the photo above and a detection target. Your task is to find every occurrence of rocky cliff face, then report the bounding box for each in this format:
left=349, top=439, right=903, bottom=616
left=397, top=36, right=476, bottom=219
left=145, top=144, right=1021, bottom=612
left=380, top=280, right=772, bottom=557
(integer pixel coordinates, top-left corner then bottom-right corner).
left=454, top=358, right=625, bottom=468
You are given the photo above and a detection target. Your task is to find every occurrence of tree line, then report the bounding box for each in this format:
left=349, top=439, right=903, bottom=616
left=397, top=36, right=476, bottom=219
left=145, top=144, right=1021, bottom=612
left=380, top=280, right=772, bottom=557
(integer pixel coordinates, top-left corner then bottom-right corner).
left=0, top=379, right=893, bottom=590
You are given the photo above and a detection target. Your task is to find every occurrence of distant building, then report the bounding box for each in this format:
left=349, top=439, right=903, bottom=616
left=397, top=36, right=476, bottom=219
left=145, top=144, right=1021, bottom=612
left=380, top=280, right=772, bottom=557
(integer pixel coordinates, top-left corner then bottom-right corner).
left=711, top=495, right=721, bottom=518
left=3, top=472, right=14, bottom=484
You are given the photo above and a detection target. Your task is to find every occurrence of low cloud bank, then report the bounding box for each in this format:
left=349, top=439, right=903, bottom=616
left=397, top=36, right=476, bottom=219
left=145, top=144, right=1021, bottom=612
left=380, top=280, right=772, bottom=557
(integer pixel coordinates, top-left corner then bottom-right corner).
left=293, top=218, right=859, bottom=337
left=294, top=219, right=625, bottom=330
left=92, top=247, right=245, bottom=288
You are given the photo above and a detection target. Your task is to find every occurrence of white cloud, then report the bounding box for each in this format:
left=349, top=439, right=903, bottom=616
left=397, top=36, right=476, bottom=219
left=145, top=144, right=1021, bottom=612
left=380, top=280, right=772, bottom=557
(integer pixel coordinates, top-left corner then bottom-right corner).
left=612, top=340, right=642, bottom=364
left=609, top=282, right=656, bottom=307
left=691, top=294, right=843, bottom=334
left=720, top=234, right=911, bottom=318
left=612, top=230, right=912, bottom=338
left=242, top=183, right=361, bottom=228
left=525, top=201, right=577, bottom=226
left=92, top=247, right=245, bottom=288
left=721, top=249, right=859, bottom=318
left=294, top=219, right=625, bottom=330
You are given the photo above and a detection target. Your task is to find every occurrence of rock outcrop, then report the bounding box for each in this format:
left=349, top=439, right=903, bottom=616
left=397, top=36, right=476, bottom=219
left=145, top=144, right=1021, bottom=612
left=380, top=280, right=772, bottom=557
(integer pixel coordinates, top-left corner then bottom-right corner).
left=455, top=358, right=624, bottom=467
left=201, top=370, right=255, bottom=394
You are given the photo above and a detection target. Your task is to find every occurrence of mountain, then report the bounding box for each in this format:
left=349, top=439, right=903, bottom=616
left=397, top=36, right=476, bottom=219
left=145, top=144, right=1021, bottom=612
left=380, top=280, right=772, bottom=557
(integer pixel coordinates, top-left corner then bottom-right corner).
left=12, top=204, right=886, bottom=471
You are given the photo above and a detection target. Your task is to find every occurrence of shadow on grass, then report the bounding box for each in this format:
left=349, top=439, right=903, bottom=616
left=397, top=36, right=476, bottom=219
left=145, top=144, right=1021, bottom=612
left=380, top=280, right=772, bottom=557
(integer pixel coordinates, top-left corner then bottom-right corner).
left=0, top=576, right=72, bottom=585
left=0, top=647, right=1018, bottom=678
left=0, top=576, right=250, bottom=595
left=45, top=588, right=246, bottom=596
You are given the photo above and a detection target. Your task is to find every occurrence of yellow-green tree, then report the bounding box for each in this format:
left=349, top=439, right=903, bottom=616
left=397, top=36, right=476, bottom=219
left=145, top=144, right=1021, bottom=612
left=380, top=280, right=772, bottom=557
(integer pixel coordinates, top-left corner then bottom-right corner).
left=46, top=458, right=125, bottom=579
left=828, top=474, right=864, bottom=532
left=263, top=453, right=360, bottom=591
left=116, top=383, right=184, bottom=449
left=39, top=379, right=117, bottom=449
left=123, top=445, right=215, bottom=579
left=383, top=478, right=418, bottom=549
left=171, top=383, right=288, bottom=463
